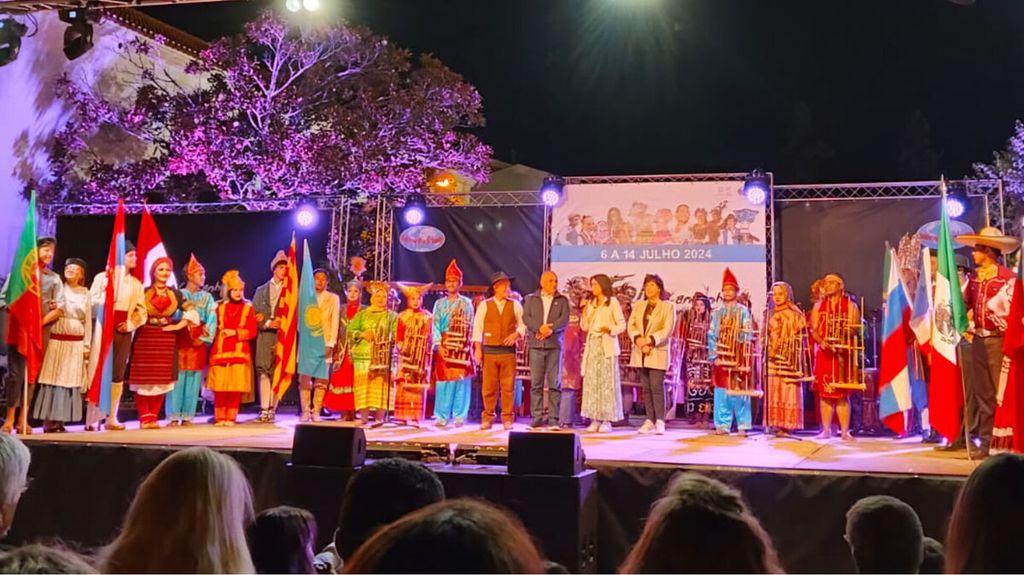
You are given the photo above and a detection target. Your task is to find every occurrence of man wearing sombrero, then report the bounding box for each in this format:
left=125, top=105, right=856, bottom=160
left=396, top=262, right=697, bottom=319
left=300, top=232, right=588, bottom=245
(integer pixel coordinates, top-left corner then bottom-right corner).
left=471, top=271, right=526, bottom=430
left=956, top=226, right=1020, bottom=459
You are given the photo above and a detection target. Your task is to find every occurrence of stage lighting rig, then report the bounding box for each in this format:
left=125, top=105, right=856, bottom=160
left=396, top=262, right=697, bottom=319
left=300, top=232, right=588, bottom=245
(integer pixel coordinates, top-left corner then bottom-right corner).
left=0, top=16, right=28, bottom=67
left=402, top=192, right=427, bottom=226
left=944, top=182, right=968, bottom=220
left=58, top=7, right=92, bottom=60
left=743, top=169, right=770, bottom=206
left=539, top=176, right=565, bottom=207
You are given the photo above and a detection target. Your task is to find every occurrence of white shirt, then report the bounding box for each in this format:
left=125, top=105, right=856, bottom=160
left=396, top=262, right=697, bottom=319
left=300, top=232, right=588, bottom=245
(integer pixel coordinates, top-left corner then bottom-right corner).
left=471, top=297, right=526, bottom=343
left=540, top=293, right=554, bottom=323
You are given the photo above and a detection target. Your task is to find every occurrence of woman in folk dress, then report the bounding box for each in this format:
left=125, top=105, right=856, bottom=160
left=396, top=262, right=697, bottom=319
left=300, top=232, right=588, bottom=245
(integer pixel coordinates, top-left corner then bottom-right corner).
left=580, top=274, right=626, bottom=433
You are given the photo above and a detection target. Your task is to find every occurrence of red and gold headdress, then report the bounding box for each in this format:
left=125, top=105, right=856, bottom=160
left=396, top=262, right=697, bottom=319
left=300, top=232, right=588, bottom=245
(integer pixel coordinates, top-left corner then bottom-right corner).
left=150, top=256, right=174, bottom=284
left=222, top=270, right=245, bottom=291
left=365, top=281, right=389, bottom=296
left=722, top=267, right=739, bottom=291
left=398, top=283, right=425, bottom=301
left=185, top=253, right=204, bottom=278
left=445, top=259, right=463, bottom=282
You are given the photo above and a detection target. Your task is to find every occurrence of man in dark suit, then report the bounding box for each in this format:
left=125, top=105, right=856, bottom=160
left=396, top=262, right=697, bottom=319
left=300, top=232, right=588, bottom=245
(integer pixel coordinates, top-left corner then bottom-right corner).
left=252, top=250, right=289, bottom=423
left=523, top=270, right=570, bottom=430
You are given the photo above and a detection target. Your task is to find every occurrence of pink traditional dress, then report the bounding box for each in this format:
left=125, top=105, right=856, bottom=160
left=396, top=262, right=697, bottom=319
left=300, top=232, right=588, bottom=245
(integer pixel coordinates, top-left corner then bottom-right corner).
left=325, top=300, right=362, bottom=412
left=766, top=302, right=807, bottom=431
left=394, top=304, right=433, bottom=422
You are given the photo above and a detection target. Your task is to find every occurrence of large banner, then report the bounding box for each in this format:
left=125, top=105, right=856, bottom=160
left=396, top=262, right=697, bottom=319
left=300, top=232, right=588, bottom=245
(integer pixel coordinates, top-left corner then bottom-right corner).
left=550, top=180, right=768, bottom=319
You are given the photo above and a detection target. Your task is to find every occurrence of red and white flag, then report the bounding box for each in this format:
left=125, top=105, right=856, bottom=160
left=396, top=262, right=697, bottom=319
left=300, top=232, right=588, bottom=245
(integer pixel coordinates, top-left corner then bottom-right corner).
left=134, top=204, right=177, bottom=288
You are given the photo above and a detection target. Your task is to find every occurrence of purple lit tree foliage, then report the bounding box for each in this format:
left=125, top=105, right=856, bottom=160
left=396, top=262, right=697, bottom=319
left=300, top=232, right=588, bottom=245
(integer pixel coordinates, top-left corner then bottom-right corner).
left=36, top=11, right=491, bottom=203
left=974, top=120, right=1024, bottom=232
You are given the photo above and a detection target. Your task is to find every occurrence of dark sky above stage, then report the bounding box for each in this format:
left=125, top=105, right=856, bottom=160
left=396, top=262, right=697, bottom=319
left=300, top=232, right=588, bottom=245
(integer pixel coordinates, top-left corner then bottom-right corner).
left=142, top=0, right=1024, bottom=183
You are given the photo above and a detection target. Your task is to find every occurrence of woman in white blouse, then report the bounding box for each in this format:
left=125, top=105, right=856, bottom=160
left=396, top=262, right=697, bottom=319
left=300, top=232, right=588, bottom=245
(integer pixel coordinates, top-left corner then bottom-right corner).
left=580, top=274, right=626, bottom=432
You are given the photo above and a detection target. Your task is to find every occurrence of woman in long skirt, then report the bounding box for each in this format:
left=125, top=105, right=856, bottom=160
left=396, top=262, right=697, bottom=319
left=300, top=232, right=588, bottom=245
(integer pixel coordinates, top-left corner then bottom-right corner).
left=206, top=271, right=257, bottom=426
left=34, top=258, right=91, bottom=432
left=765, top=281, right=807, bottom=435
left=580, top=274, right=626, bottom=433
left=348, top=283, right=397, bottom=427
left=325, top=281, right=363, bottom=419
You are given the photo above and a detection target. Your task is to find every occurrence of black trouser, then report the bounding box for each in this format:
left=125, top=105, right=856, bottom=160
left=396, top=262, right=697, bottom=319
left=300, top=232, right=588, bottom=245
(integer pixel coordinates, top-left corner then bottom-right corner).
left=969, top=335, right=1002, bottom=450
left=529, top=347, right=563, bottom=425
left=638, top=367, right=667, bottom=422
left=4, top=350, right=26, bottom=407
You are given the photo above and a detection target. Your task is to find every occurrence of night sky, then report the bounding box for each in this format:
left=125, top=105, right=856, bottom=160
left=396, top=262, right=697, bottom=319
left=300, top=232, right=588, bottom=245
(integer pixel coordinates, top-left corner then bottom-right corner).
left=141, top=0, right=1024, bottom=183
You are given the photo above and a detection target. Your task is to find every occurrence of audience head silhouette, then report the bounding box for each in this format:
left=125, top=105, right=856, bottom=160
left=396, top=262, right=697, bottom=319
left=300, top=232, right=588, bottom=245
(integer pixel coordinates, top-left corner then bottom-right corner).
left=248, top=506, right=317, bottom=574
left=919, top=537, right=944, bottom=574
left=845, top=495, right=923, bottom=573
left=618, top=472, right=782, bottom=574
left=335, top=458, right=445, bottom=561
left=342, top=498, right=545, bottom=574
left=946, top=453, right=1024, bottom=574
left=0, top=434, right=30, bottom=540
left=0, top=543, right=96, bottom=574
left=102, top=447, right=255, bottom=574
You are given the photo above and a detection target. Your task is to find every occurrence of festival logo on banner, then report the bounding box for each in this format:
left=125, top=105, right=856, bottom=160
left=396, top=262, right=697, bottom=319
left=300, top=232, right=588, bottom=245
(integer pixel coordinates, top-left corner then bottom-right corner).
left=916, top=220, right=975, bottom=250
left=400, top=225, right=446, bottom=253
left=550, top=180, right=768, bottom=323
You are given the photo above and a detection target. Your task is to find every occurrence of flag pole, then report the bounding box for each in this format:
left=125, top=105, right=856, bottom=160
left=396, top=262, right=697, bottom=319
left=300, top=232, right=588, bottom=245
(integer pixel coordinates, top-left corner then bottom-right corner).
left=942, top=176, right=975, bottom=461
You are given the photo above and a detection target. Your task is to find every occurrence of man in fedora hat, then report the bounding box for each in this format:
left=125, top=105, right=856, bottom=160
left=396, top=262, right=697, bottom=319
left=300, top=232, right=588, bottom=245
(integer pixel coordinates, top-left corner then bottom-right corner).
left=253, top=250, right=290, bottom=423
left=471, top=271, right=526, bottom=430
left=956, top=226, right=1021, bottom=458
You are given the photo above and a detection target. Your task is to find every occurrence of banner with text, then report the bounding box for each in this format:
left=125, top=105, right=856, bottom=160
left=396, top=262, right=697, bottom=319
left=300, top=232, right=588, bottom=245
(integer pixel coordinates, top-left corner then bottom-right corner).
left=550, top=180, right=768, bottom=319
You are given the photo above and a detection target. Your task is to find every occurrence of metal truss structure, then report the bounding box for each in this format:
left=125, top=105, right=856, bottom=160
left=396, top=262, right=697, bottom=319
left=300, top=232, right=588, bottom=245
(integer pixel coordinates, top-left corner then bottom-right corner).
left=423, top=190, right=546, bottom=208
left=0, top=0, right=240, bottom=14
left=372, top=198, right=394, bottom=282
left=774, top=179, right=1005, bottom=228
left=41, top=196, right=349, bottom=217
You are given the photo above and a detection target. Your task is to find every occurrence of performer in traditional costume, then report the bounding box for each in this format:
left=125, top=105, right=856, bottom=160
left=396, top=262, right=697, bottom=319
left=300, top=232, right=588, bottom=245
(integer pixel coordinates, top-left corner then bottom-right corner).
left=580, top=274, right=626, bottom=433
left=627, top=274, right=676, bottom=435
left=348, top=282, right=398, bottom=427
left=1, top=236, right=63, bottom=434
left=127, top=257, right=188, bottom=429
left=394, top=284, right=433, bottom=426
left=523, top=270, right=570, bottom=430
left=33, top=257, right=89, bottom=433
left=431, top=260, right=475, bottom=428
left=86, top=241, right=146, bottom=431
left=957, top=227, right=1020, bottom=458
left=680, top=293, right=713, bottom=427
left=707, top=268, right=753, bottom=436
left=472, top=271, right=527, bottom=431
left=810, top=273, right=860, bottom=441
left=765, top=281, right=808, bottom=435
left=207, top=271, right=257, bottom=426
left=297, top=269, right=341, bottom=422
left=167, top=254, right=217, bottom=426
left=325, top=281, right=362, bottom=420
left=253, top=250, right=289, bottom=423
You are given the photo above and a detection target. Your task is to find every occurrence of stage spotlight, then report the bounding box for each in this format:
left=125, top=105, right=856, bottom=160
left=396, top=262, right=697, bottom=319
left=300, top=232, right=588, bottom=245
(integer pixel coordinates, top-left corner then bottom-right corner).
left=743, top=170, right=770, bottom=206
left=295, top=204, right=318, bottom=228
left=945, top=182, right=968, bottom=219
left=59, top=9, right=93, bottom=61
left=403, top=193, right=427, bottom=226
left=0, top=17, right=28, bottom=68
left=302, top=0, right=321, bottom=11
left=285, top=0, right=302, bottom=11
left=540, top=177, right=564, bottom=207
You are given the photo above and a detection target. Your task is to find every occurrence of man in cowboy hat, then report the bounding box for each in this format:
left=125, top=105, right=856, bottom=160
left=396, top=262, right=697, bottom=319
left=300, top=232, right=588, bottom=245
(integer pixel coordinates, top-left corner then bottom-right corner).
left=471, top=271, right=526, bottom=430
left=253, top=250, right=290, bottom=423
left=955, top=226, right=1021, bottom=458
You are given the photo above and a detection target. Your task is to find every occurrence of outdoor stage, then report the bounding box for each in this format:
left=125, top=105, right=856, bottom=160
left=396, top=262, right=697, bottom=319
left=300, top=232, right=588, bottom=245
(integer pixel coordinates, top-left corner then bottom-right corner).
left=9, top=416, right=974, bottom=573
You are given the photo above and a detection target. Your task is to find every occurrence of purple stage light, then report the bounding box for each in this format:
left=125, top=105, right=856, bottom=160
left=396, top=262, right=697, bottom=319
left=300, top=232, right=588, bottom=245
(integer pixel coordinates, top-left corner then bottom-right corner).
left=295, top=205, right=318, bottom=228
left=403, top=193, right=427, bottom=225
left=743, top=170, right=770, bottom=206
left=541, top=186, right=562, bottom=207
left=945, top=196, right=966, bottom=219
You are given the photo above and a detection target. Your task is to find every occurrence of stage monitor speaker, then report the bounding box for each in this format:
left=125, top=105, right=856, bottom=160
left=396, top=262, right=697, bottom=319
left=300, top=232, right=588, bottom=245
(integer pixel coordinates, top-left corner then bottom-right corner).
left=508, top=431, right=585, bottom=476
left=291, top=424, right=366, bottom=468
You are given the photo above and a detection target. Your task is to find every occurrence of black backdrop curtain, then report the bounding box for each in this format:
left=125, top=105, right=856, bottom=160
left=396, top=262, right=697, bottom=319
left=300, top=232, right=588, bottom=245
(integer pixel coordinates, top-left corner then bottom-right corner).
left=392, top=206, right=545, bottom=293
left=56, top=211, right=330, bottom=292
left=774, top=197, right=987, bottom=314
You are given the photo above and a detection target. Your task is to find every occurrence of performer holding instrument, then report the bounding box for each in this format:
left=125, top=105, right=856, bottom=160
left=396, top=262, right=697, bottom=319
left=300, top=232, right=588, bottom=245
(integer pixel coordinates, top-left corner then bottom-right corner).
left=394, top=284, right=432, bottom=427
left=764, top=281, right=813, bottom=435
left=707, top=268, right=756, bottom=436
left=432, top=260, right=475, bottom=428
left=811, top=273, right=865, bottom=441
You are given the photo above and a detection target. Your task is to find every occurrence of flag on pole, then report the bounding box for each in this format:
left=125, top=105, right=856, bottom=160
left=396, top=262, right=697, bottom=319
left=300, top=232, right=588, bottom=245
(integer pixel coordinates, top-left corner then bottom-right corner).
left=4, top=192, right=43, bottom=385
left=272, top=233, right=299, bottom=399
left=928, top=182, right=969, bottom=442
left=87, top=199, right=127, bottom=416
left=910, top=247, right=934, bottom=358
left=297, top=239, right=328, bottom=379
left=994, top=250, right=1024, bottom=452
left=134, top=204, right=177, bottom=288
left=878, top=247, right=914, bottom=433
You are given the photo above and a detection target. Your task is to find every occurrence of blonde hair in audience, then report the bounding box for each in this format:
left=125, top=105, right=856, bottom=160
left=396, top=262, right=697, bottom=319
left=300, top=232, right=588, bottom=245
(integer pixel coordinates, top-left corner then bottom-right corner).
left=102, top=447, right=255, bottom=574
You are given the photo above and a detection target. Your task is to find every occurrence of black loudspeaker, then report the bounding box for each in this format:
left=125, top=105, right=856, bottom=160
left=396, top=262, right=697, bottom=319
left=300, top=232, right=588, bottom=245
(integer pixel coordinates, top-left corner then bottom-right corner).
left=508, top=431, right=585, bottom=476
left=291, top=424, right=366, bottom=468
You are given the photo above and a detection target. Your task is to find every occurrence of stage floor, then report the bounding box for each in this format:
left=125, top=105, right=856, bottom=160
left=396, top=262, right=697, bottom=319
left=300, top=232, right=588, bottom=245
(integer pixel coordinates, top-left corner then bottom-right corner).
left=19, top=416, right=979, bottom=477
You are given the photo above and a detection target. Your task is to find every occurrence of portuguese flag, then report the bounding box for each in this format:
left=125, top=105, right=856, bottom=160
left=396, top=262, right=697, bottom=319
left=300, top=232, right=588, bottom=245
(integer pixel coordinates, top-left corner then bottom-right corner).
left=4, top=192, right=43, bottom=384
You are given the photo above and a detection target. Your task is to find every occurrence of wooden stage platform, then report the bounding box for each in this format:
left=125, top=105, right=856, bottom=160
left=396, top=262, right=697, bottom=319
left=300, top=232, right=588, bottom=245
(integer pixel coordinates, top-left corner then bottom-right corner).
left=20, top=415, right=978, bottom=477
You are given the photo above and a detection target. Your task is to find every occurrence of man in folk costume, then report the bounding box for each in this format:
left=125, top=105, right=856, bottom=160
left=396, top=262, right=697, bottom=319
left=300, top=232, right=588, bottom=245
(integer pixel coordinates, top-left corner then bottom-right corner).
left=472, top=271, right=527, bottom=430
left=167, top=254, right=217, bottom=426
left=0, top=236, right=64, bottom=434
left=207, top=271, right=257, bottom=426
left=296, top=269, right=340, bottom=422
left=253, top=250, right=289, bottom=423
left=394, top=284, right=433, bottom=426
left=956, top=227, right=1020, bottom=459
left=431, top=260, right=475, bottom=428
left=811, top=273, right=860, bottom=441
left=523, top=270, right=571, bottom=430
left=707, top=268, right=753, bottom=436
left=87, top=241, right=146, bottom=431
left=326, top=281, right=363, bottom=421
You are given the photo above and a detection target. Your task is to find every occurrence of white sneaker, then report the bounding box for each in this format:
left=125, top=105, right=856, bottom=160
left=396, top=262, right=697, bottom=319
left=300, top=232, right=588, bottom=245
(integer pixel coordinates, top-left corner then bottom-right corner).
left=655, top=420, right=666, bottom=435
left=598, top=421, right=612, bottom=433
left=586, top=421, right=600, bottom=433
left=638, top=420, right=655, bottom=434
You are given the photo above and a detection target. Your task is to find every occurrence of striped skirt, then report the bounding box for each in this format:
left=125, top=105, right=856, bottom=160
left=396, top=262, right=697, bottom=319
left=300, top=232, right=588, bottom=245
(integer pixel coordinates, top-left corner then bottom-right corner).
left=127, top=324, right=180, bottom=387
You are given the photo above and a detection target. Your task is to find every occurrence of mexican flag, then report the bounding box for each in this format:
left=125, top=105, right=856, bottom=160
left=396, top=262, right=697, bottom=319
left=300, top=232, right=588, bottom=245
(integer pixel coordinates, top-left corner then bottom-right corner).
left=928, top=187, right=969, bottom=442
left=4, top=192, right=43, bottom=384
